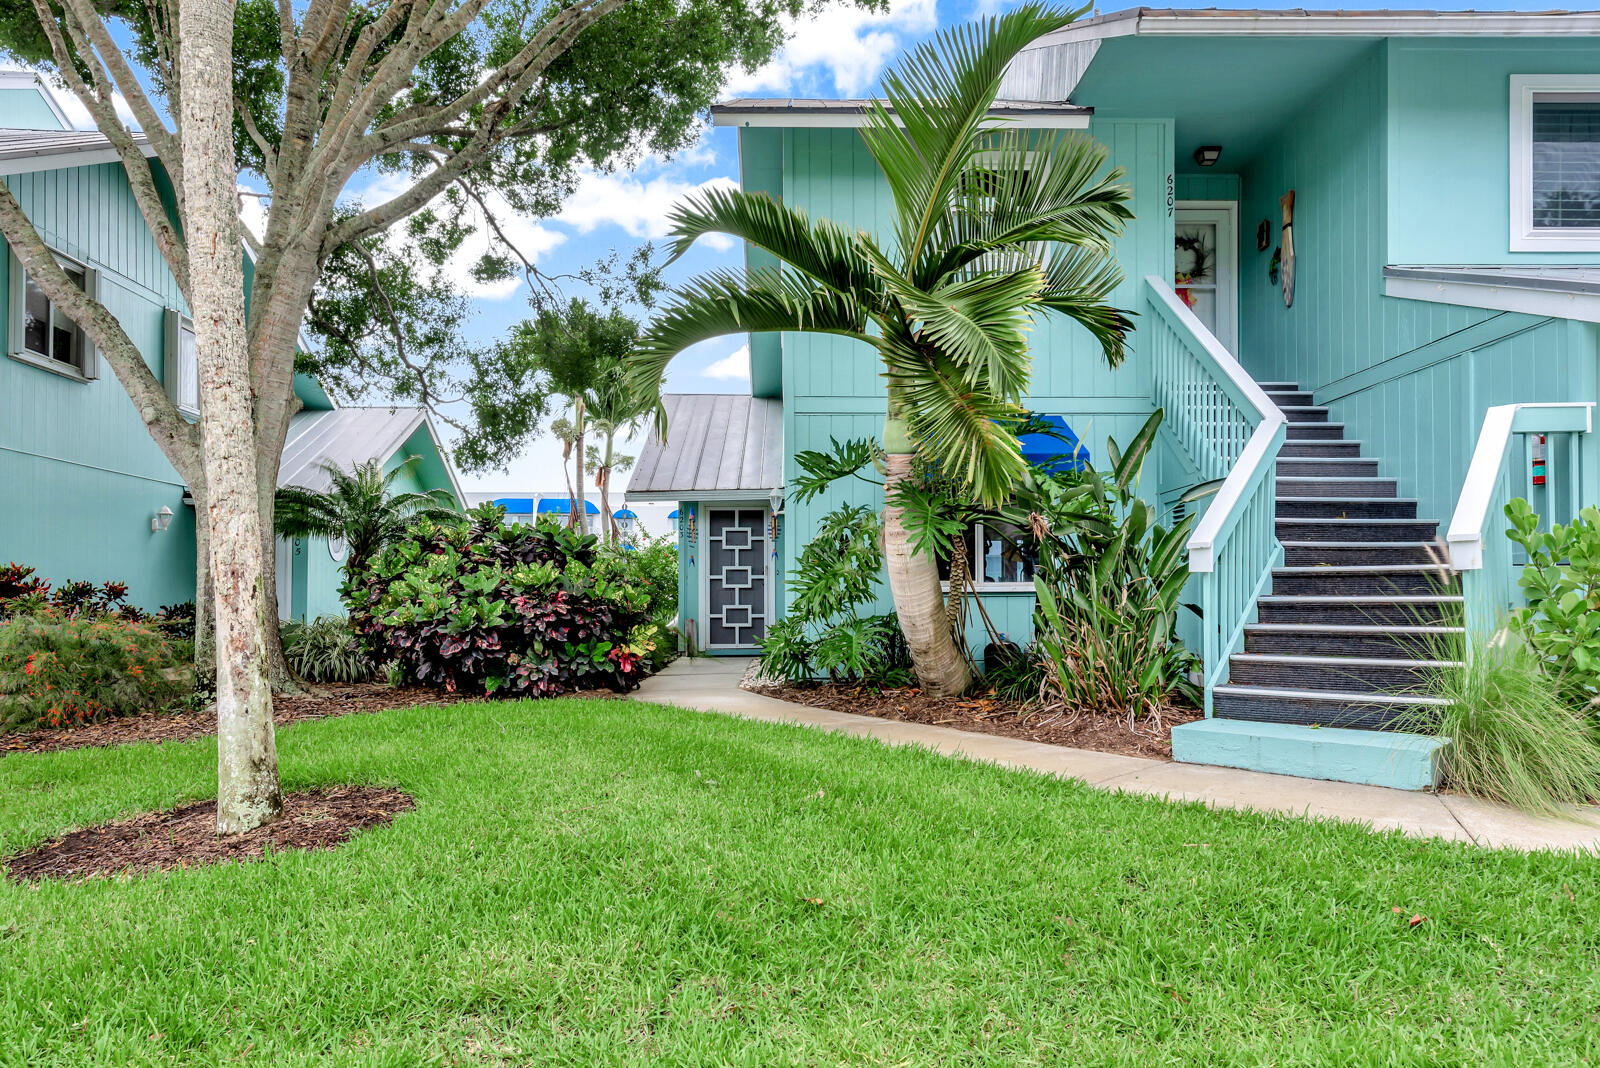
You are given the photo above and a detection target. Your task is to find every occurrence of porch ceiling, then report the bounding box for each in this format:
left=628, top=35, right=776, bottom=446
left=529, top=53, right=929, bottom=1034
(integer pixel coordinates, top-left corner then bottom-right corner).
left=1072, top=34, right=1380, bottom=173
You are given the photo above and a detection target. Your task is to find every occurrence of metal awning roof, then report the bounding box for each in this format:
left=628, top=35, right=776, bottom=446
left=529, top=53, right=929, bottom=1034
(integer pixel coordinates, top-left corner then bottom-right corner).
left=1384, top=265, right=1600, bottom=324
left=0, top=127, right=156, bottom=176
left=711, top=98, right=1091, bottom=128
left=279, top=406, right=463, bottom=501
left=628, top=393, right=783, bottom=502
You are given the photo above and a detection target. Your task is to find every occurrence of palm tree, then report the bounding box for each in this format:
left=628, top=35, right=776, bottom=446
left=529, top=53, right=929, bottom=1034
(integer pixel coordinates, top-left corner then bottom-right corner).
left=585, top=363, right=662, bottom=542
left=275, top=457, right=459, bottom=580
left=627, top=5, right=1134, bottom=697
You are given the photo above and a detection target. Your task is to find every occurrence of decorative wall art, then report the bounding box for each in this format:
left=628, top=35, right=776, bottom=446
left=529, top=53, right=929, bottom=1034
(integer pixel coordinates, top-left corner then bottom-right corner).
left=1256, top=218, right=1271, bottom=251
left=1279, top=189, right=1296, bottom=308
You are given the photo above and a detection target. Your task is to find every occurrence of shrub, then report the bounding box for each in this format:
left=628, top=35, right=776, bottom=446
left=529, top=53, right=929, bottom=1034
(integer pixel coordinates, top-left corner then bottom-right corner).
left=610, top=533, right=678, bottom=626
left=1405, top=641, right=1600, bottom=816
left=0, top=611, right=188, bottom=732
left=349, top=505, right=656, bottom=696
left=154, top=602, right=197, bottom=641
left=282, top=616, right=375, bottom=684
left=1504, top=498, right=1600, bottom=706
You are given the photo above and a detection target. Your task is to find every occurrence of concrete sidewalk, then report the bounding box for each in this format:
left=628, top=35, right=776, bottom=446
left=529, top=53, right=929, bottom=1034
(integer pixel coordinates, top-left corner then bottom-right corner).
left=636, top=656, right=1600, bottom=854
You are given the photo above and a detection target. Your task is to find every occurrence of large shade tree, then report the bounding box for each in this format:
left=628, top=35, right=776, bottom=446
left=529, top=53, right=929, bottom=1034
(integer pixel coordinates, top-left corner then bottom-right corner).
left=0, top=0, right=879, bottom=831
left=629, top=4, right=1135, bottom=697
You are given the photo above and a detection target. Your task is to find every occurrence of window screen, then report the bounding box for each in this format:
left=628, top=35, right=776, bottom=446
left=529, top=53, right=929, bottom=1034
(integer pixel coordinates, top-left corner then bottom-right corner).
left=1532, top=97, right=1600, bottom=230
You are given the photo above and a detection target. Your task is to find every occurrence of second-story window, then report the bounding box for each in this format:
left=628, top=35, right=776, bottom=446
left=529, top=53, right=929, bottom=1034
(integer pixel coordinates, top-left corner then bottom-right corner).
left=9, top=249, right=97, bottom=379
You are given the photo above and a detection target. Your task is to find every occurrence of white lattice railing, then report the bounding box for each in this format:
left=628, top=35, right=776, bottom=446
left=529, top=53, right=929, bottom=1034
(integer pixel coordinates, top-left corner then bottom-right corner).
left=1146, top=276, right=1287, bottom=714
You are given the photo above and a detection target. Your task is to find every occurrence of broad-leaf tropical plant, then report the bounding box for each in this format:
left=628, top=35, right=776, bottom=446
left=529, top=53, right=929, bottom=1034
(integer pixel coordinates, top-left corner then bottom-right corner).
left=628, top=4, right=1134, bottom=696
left=275, top=457, right=459, bottom=583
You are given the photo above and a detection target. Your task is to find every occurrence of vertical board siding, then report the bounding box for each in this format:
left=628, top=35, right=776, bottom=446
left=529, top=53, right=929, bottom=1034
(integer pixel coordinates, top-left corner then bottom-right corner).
left=0, top=163, right=195, bottom=607
left=1175, top=173, right=1240, bottom=202
left=764, top=120, right=1177, bottom=643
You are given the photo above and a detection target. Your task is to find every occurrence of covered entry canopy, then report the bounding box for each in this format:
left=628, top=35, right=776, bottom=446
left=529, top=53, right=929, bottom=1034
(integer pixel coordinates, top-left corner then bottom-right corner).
left=629, top=393, right=784, bottom=503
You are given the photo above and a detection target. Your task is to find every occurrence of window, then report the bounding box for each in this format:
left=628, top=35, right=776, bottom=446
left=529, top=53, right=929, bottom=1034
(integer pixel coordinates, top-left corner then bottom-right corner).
left=1510, top=75, right=1600, bottom=251
left=8, top=249, right=97, bottom=379
left=937, top=521, right=1039, bottom=590
left=164, top=309, right=199, bottom=417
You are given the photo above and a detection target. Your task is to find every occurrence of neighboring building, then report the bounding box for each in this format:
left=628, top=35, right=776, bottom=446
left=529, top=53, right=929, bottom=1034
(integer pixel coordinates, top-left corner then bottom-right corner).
left=0, top=73, right=461, bottom=619
left=633, top=9, right=1600, bottom=788
left=463, top=491, right=601, bottom=533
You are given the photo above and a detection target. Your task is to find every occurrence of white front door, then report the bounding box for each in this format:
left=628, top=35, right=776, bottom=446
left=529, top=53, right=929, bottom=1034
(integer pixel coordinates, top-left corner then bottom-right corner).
left=1174, top=201, right=1239, bottom=354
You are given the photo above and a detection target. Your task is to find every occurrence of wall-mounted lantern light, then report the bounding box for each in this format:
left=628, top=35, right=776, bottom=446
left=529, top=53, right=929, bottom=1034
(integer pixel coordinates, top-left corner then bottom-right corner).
left=768, top=486, right=785, bottom=515
left=1193, top=145, right=1222, bottom=168
left=151, top=505, right=174, bottom=533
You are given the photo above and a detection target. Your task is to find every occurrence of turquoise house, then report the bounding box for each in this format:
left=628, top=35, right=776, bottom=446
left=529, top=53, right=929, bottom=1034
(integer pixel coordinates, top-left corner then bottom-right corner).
left=633, top=8, right=1600, bottom=789
left=0, top=73, right=461, bottom=621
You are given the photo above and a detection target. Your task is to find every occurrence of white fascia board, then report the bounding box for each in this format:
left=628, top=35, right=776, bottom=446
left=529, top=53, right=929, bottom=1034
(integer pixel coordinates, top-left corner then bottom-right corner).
left=1384, top=274, right=1600, bottom=326
left=0, top=141, right=158, bottom=177
left=624, top=489, right=775, bottom=503
left=713, top=110, right=1090, bottom=129
left=1024, top=11, right=1600, bottom=48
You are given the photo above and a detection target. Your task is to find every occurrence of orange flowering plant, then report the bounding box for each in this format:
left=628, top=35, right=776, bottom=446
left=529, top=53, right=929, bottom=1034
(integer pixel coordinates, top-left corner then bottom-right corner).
left=0, top=610, right=189, bottom=732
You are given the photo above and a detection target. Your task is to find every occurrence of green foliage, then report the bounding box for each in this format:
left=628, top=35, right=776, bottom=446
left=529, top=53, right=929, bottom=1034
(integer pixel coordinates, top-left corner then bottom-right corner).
left=601, top=533, right=678, bottom=628
left=1505, top=499, right=1600, bottom=704
left=276, top=456, right=459, bottom=586
left=351, top=507, right=658, bottom=696
left=1406, top=641, right=1600, bottom=816
left=754, top=618, right=815, bottom=683
left=791, top=438, right=883, bottom=504
left=1024, top=411, right=1202, bottom=719
left=788, top=505, right=883, bottom=625
left=632, top=4, right=1133, bottom=509
left=0, top=612, right=188, bottom=732
left=281, top=617, right=377, bottom=685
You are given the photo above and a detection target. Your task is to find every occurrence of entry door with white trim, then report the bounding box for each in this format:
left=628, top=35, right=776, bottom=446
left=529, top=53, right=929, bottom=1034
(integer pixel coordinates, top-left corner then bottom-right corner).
left=704, top=507, right=770, bottom=649
left=1175, top=202, right=1239, bottom=354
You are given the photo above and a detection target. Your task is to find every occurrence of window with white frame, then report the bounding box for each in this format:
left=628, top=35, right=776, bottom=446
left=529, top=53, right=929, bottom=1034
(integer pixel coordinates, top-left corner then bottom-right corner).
left=937, top=521, right=1039, bottom=590
left=164, top=309, right=199, bottom=417
left=1510, top=75, right=1600, bottom=251
left=8, top=249, right=97, bottom=378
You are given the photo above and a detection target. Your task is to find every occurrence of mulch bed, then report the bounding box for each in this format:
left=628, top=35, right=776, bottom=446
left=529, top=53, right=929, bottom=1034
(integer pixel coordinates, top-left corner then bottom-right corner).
left=4, top=785, right=415, bottom=882
left=1, top=682, right=621, bottom=758
left=747, top=681, right=1201, bottom=760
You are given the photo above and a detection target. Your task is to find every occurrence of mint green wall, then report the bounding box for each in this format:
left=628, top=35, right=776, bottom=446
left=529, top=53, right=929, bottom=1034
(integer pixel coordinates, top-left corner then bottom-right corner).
left=757, top=120, right=1176, bottom=648
left=1386, top=38, right=1600, bottom=266
left=1176, top=173, right=1240, bottom=202
left=0, top=163, right=196, bottom=610
left=0, top=88, right=68, bottom=131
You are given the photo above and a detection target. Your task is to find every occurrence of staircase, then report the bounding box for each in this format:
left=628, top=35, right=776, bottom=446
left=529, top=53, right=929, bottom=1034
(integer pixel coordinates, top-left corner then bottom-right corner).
left=1171, top=380, right=1458, bottom=790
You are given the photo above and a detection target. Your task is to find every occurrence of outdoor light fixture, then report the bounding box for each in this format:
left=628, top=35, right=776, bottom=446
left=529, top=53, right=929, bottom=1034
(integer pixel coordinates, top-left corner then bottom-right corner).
left=1193, top=145, right=1222, bottom=167
left=768, top=486, right=785, bottom=515
left=151, top=505, right=174, bottom=533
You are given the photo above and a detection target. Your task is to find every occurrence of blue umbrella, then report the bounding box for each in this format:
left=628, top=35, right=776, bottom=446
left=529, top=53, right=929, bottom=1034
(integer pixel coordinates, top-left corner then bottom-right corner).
left=1018, top=415, right=1090, bottom=473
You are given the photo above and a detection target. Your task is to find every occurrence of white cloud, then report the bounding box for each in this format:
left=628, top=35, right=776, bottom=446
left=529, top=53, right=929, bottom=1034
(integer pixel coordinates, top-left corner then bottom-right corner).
left=724, top=0, right=938, bottom=97
left=557, top=171, right=739, bottom=241
left=702, top=344, right=751, bottom=381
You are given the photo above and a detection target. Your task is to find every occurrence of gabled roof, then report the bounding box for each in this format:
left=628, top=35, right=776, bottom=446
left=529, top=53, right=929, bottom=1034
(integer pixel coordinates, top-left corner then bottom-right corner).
left=0, top=127, right=155, bottom=176
left=279, top=406, right=463, bottom=502
left=0, top=70, right=74, bottom=129
left=1026, top=8, right=1600, bottom=46
left=628, top=393, right=783, bottom=502
left=711, top=98, right=1090, bottom=128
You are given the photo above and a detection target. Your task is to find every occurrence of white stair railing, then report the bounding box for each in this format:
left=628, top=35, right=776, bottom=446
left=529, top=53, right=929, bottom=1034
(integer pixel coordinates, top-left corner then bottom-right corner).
left=1146, top=276, right=1287, bottom=714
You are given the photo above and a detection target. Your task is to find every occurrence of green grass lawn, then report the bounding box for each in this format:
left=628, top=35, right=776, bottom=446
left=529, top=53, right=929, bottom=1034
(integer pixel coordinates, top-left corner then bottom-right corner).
left=3, top=698, right=1598, bottom=1066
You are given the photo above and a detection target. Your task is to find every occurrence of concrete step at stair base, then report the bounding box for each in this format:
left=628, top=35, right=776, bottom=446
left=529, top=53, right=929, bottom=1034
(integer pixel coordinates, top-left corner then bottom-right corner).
left=1287, top=422, right=1346, bottom=440
left=1281, top=406, right=1330, bottom=423
left=1212, top=684, right=1448, bottom=732
left=1271, top=565, right=1458, bottom=597
left=1228, top=653, right=1457, bottom=693
left=1280, top=440, right=1365, bottom=458
left=1281, top=540, right=1447, bottom=566
left=1244, top=622, right=1464, bottom=657
left=1277, top=476, right=1398, bottom=498
left=1171, top=718, right=1446, bottom=790
left=1277, top=497, right=1419, bottom=519
left=1256, top=595, right=1464, bottom=626
left=1277, top=457, right=1381, bottom=477
left=1276, top=517, right=1443, bottom=542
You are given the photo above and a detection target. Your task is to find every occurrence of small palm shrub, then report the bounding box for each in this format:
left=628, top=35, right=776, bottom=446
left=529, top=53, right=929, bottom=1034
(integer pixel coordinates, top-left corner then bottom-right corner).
left=350, top=505, right=657, bottom=696
left=1406, top=642, right=1600, bottom=816
left=282, top=616, right=375, bottom=684
left=0, top=611, right=188, bottom=732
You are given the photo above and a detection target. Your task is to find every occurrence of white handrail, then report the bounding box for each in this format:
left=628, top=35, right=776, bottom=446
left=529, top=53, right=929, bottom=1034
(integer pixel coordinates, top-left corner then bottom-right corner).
left=1447, top=401, right=1595, bottom=570
left=1144, top=276, right=1287, bottom=573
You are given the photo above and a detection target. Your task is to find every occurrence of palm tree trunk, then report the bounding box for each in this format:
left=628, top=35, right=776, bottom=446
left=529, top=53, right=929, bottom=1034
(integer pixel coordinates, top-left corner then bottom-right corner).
left=599, top=430, right=615, bottom=543
left=882, top=406, right=970, bottom=698
left=572, top=397, right=587, bottom=532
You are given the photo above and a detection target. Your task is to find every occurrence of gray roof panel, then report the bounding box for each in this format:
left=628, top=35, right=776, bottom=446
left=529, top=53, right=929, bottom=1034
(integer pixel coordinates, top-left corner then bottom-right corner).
left=278, top=407, right=430, bottom=492
left=628, top=394, right=783, bottom=499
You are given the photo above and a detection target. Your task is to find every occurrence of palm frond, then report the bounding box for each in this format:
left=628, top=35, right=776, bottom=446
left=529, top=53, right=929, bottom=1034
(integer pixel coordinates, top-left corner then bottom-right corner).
left=627, top=268, right=873, bottom=399
left=1037, top=244, right=1135, bottom=368
left=896, top=266, right=1045, bottom=398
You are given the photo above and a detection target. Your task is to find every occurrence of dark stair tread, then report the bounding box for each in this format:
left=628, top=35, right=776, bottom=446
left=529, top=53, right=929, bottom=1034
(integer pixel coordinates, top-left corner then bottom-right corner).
left=1213, top=684, right=1447, bottom=705
left=1230, top=652, right=1463, bottom=668
left=1257, top=381, right=1303, bottom=391
left=1258, top=594, right=1463, bottom=605
left=1244, top=622, right=1464, bottom=635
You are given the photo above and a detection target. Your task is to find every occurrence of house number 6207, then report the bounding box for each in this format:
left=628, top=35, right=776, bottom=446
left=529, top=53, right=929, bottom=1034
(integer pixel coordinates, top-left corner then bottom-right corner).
left=1166, top=174, right=1174, bottom=217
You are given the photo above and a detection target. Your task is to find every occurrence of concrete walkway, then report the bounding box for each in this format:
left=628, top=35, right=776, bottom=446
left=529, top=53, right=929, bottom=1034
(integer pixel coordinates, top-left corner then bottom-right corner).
left=636, top=656, right=1600, bottom=854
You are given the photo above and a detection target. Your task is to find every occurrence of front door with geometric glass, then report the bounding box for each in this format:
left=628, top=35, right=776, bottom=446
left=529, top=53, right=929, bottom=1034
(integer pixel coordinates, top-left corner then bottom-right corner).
left=705, top=508, right=769, bottom=648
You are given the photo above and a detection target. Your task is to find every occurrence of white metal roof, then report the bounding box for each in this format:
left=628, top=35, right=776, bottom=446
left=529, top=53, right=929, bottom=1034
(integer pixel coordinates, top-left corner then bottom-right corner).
left=279, top=406, right=462, bottom=501
left=627, top=393, right=783, bottom=501
left=0, top=127, right=154, bottom=176
left=1025, top=8, right=1600, bottom=46
left=711, top=98, right=1091, bottom=128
